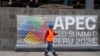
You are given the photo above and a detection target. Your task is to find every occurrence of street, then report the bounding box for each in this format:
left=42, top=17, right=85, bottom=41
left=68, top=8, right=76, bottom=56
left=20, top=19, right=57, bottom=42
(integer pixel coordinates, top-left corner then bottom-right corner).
left=0, top=51, right=100, bottom=56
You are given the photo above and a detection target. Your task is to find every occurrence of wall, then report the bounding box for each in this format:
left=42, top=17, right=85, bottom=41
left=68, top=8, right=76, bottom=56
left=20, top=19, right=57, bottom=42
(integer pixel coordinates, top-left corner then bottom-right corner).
left=0, top=7, right=100, bottom=50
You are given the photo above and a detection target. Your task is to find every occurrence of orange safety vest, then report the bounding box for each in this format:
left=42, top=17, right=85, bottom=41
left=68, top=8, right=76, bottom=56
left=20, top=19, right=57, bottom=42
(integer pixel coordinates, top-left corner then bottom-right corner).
left=46, top=29, right=54, bottom=42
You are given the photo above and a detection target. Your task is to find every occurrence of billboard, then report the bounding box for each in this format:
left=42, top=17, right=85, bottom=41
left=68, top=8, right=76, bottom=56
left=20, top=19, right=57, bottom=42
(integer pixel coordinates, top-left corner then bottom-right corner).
left=16, top=15, right=98, bottom=51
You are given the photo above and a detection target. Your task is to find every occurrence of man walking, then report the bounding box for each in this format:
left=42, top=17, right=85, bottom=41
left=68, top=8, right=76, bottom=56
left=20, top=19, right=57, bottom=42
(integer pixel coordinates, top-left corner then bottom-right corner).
left=44, top=23, right=58, bottom=56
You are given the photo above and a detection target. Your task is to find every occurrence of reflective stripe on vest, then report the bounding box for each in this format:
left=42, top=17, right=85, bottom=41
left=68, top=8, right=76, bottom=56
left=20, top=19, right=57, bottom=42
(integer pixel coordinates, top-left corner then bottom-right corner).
left=46, top=29, right=54, bottom=42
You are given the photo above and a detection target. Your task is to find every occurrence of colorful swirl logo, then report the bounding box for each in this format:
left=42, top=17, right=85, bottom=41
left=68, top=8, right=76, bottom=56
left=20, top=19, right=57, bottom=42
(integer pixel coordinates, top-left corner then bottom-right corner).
left=19, top=16, right=48, bottom=45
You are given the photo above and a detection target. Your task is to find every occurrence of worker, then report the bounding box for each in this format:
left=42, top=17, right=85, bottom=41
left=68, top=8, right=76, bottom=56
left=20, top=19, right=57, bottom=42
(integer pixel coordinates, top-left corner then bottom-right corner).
left=44, top=23, right=58, bottom=56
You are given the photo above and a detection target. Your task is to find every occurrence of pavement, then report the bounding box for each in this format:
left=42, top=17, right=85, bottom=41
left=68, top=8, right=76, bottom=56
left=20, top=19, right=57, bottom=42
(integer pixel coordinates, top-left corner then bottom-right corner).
left=0, top=51, right=100, bottom=56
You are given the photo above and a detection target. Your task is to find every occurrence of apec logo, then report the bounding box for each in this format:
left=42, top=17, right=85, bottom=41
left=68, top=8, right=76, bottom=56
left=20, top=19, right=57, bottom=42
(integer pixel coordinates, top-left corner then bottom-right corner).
left=19, top=16, right=48, bottom=45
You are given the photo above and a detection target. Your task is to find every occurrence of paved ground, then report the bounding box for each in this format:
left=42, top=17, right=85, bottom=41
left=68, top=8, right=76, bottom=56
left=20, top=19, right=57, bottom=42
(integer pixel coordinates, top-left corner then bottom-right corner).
left=0, top=51, right=100, bottom=56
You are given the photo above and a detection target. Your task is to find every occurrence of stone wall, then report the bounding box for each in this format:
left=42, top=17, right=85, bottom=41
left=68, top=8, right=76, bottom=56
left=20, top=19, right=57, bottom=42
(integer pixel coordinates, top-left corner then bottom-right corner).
left=0, top=7, right=100, bottom=50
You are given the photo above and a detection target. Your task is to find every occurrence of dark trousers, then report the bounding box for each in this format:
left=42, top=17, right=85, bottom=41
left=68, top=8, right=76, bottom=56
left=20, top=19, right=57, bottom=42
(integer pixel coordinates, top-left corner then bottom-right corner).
left=45, top=42, right=56, bottom=56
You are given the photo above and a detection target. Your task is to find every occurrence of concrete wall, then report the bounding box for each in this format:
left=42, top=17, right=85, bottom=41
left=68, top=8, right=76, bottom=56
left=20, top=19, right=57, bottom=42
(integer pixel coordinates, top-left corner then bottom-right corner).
left=0, top=7, right=100, bottom=50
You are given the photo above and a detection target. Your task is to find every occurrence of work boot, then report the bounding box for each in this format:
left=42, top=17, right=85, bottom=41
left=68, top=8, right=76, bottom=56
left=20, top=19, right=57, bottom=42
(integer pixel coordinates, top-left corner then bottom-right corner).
left=44, top=51, right=49, bottom=56
left=54, top=54, right=58, bottom=56
left=53, top=52, right=58, bottom=56
left=45, top=54, right=49, bottom=56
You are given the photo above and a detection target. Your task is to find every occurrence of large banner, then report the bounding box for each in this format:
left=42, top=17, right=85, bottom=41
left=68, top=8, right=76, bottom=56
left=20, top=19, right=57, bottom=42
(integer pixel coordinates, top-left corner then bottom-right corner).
left=16, top=15, right=98, bottom=51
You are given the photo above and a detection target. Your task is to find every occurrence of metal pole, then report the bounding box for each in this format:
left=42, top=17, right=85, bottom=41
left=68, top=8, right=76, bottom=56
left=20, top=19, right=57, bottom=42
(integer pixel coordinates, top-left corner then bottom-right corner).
left=86, top=0, right=94, bottom=9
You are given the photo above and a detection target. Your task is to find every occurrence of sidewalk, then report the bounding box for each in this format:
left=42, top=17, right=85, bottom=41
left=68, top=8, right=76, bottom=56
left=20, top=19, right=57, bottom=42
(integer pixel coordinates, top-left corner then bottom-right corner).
left=0, top=51, right=100, bottom=56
